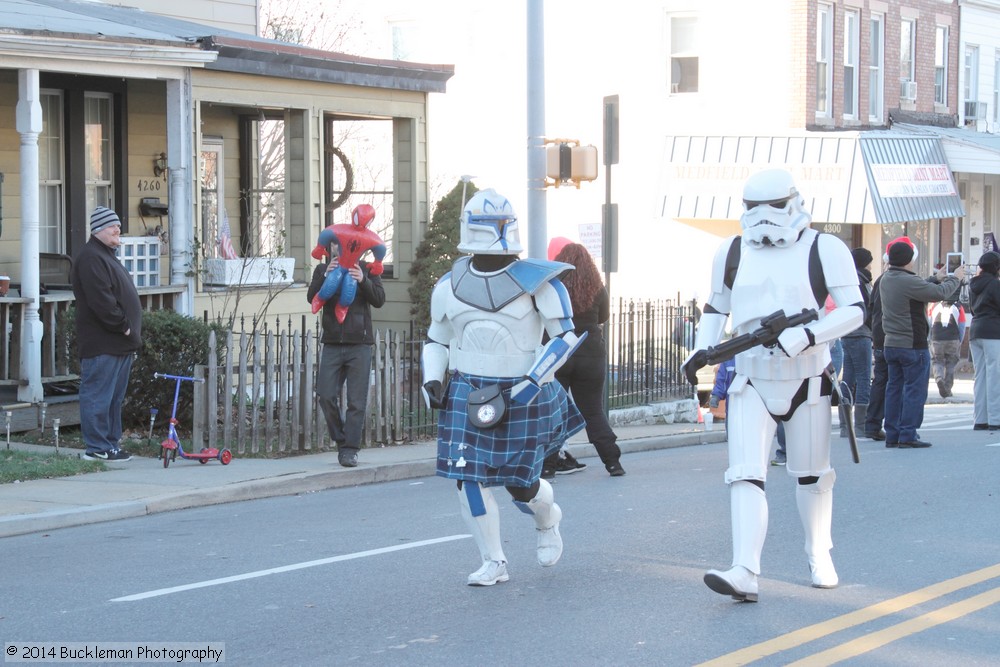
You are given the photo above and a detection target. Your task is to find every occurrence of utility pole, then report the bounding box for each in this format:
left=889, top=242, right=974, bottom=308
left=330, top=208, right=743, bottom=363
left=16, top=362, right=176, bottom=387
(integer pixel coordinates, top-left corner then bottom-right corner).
left=526, top=0, right=546, bottom=259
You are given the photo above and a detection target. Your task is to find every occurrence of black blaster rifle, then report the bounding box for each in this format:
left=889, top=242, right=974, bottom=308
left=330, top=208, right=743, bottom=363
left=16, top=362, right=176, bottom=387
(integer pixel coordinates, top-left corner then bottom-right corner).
left=683, top=308, right=819, bottom=386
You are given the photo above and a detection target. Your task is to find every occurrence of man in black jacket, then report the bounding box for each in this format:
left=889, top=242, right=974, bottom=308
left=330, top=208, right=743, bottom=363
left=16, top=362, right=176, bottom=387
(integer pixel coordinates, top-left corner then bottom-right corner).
left=72, top=207, right=142, bottom=461
left=307, top=245, right=385, bottom=467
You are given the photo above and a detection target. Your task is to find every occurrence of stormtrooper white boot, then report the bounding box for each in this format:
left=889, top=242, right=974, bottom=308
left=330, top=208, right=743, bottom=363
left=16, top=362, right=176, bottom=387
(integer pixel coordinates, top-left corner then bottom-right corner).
left=796, top=478, right=838, bottom=589
left=704, top=481, right=768, bottom=602
left=521, top=478, right=563, bottom=566
left=458, top=484, right=509, bottom=586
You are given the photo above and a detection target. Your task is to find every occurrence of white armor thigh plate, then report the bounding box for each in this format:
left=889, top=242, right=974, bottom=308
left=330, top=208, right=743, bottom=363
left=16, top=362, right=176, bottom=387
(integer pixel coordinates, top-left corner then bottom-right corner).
left=446, top=293, right=542, bottom=377
left=724, top=376, right=776, bottom=483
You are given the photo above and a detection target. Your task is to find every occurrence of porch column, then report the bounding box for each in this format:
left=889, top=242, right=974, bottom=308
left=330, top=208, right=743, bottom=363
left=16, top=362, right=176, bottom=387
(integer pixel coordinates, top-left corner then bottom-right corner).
left=166, top=76, right=194, bottom=315
left=15, top=69, right=43, bottom=403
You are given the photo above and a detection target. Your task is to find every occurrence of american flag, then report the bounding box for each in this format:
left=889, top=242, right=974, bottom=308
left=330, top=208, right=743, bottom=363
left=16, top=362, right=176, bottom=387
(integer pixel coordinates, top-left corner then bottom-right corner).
left=218, top=210, right=238, bottom=259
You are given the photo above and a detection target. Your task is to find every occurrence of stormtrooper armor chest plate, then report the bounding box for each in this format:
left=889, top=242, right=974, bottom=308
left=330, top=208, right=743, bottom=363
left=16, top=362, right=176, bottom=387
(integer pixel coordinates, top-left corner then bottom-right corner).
left=730, top=233, right=828, bottom=380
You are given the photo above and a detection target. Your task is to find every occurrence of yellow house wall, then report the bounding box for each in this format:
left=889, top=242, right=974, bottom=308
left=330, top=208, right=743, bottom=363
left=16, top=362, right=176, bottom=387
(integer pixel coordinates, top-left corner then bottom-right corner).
left=189, top=70, right=430, bottom=331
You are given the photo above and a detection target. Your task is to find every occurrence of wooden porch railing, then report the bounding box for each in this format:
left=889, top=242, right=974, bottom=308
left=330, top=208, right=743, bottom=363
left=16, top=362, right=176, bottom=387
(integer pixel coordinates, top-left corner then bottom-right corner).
left=0, top=286, right=185, bottom=387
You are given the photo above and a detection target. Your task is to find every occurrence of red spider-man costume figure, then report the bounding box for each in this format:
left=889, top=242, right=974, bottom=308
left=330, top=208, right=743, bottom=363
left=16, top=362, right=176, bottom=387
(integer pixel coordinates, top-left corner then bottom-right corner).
left=310, top=204, right=386, bottom=323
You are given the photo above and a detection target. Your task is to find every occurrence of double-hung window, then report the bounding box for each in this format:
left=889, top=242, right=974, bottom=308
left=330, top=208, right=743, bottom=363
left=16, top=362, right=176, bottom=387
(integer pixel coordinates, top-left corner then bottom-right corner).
left=816, top=4, right=833, bottom=117
left=843, top=10, right=860, bottom=119
left=668, top=15, right=699, bottom=94
left=900, top=19, right=916, bottom=101
left=935, top=25, right=949, bottom=106
left=868, top=14, right=884, bottom=122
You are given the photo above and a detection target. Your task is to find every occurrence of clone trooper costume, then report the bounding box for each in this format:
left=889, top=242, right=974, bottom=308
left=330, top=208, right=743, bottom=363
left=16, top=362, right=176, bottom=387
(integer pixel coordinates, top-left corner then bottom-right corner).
left=421, top=189, right=586, bottom=586
left=683, top=169, right=863, bottom=602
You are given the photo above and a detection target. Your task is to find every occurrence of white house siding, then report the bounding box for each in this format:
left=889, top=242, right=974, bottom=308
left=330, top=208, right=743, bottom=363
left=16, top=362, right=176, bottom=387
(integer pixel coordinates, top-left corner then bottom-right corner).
left=109, top=0, right=258, bottom=36
left=958, top=0, right=1000, bottom=130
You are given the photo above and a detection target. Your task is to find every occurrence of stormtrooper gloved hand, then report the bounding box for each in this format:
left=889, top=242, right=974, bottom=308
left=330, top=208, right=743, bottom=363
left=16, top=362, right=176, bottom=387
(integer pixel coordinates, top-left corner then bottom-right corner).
left=776, top=326, right=814, bottom=358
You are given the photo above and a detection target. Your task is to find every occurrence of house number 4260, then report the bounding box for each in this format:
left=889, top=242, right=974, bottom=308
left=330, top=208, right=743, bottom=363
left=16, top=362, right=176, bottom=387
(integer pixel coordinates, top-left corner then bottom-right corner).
left=137, top=179, right=162, bottom=192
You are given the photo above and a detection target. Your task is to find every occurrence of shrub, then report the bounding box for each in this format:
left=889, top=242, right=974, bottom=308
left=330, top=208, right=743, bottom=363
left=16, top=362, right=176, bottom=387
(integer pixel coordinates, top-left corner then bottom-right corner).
left=408, top=180, right=475, bottom=330
left=58, top=308, right=225, bottom=429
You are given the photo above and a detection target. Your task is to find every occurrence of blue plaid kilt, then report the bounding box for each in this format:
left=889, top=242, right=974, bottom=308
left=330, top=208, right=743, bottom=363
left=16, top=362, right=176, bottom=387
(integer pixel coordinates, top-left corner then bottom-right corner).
left=436, top=372, right=585, bottom=487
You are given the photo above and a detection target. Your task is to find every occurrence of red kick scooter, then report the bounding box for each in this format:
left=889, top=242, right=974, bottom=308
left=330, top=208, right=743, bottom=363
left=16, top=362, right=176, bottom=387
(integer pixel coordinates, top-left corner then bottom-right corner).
left=155, top=372, right=233, bottom=468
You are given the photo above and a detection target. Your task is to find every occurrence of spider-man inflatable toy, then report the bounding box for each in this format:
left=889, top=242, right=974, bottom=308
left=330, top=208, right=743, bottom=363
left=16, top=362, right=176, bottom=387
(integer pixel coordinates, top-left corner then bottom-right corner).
left=310, top=204, right=386, bottom=323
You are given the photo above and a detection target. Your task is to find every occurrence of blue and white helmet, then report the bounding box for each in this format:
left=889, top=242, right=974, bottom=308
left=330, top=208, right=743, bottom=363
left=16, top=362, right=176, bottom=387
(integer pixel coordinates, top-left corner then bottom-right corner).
left=458, top=188, right=523, bottom=255
left=739, top=169, right=811, bottom=248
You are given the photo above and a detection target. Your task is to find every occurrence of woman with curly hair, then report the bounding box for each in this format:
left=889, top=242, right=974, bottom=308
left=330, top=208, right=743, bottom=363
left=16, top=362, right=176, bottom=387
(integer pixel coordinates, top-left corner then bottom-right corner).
left=543, top=242, right=625, bottom=477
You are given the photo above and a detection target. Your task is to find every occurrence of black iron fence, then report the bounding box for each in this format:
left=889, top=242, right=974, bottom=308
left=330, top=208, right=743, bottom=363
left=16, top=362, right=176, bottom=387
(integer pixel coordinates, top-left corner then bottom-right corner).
left=190, top=299, right=699, bottom=451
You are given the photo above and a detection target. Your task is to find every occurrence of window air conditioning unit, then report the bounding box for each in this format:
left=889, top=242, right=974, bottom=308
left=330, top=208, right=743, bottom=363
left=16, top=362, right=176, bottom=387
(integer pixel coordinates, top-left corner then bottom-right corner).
left=900, top=80, right=917, bottom=101
left=964, top=100, right=987, bottom=121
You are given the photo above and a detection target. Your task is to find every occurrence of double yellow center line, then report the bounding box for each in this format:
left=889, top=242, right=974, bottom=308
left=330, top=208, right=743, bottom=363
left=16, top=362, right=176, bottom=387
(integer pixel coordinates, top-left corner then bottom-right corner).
left=699, top=563, right=1000, bottom=666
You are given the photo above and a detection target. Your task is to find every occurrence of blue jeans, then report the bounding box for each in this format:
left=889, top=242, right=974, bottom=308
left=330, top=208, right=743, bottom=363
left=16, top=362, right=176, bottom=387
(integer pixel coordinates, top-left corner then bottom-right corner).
left=79, top=354, right=134, bottom=454
left=830, top=338, right=844, bottom=377
left=841, top=336, right=873, bottom=405
left=883, top=346, right=930, bottom=444
left=316, top=343, right=372, bottom=450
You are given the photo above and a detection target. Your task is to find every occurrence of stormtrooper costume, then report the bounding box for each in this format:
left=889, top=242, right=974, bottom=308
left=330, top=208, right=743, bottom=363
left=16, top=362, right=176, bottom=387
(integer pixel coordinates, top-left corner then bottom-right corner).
left=683, top=169, right=863, bottom=602
left=421, top=189, right=586, bottom=586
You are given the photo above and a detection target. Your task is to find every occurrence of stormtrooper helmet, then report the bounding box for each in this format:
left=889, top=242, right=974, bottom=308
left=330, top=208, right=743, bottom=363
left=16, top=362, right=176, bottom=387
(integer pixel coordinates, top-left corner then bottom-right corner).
left=458, top=188, right=523, bottom=255
left=351, top=204, right=376, bottom=229
left=739, top=169, right=811, bottom=248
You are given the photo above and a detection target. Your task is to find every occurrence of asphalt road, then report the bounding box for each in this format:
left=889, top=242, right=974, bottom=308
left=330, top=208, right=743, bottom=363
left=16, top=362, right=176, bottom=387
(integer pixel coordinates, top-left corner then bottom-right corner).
left=1, top=402, right=997, bottom=666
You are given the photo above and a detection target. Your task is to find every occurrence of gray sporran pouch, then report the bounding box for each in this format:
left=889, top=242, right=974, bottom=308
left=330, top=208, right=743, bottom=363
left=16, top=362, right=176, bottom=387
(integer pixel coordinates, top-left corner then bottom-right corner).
left=467, top=384, right=506, bottom=429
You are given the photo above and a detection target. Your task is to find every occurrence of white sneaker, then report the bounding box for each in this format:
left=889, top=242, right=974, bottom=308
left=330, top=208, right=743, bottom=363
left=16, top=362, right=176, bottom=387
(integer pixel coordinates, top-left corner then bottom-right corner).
left=704, top=565, right=759, bottom=602
left=467, top=560, right=509, bottom=586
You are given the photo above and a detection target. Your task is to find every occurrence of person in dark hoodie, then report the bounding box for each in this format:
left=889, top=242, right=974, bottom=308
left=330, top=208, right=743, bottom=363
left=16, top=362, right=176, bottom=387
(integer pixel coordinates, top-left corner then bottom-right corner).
left=307, top=229, right=385, bottom=467
left=72, top=207, right=143, bottom=462
left=968, top=251, right=1000, bottom=430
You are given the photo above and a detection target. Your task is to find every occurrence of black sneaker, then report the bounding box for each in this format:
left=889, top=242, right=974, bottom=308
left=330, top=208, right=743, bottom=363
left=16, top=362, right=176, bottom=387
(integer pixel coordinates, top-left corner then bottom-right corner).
left=896, top=440, right=932, bottom=449
left=555, top=452, right=586, bottom=475
left=606, top=462, right=626, bottom=477
left=338, top=450, right=358, bottom=467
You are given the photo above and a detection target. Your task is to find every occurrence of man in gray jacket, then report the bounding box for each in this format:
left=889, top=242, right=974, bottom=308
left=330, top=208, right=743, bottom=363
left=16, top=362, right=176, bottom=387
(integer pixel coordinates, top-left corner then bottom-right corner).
left=879, top=236, right=964, bottom=448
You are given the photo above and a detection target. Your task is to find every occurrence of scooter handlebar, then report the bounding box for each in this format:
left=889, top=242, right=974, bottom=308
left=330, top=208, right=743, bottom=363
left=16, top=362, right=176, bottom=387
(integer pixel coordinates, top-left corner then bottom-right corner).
left=154, top=372, right=205, bottom=383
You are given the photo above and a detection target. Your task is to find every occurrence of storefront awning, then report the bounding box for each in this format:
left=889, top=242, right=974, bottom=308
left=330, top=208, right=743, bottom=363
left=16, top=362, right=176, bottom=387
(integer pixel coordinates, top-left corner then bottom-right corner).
left=892, top=123, right=1000, bottom=176
left=658, top=133, right=965, bottom=225
left=858, top=132, right=966, bottom=224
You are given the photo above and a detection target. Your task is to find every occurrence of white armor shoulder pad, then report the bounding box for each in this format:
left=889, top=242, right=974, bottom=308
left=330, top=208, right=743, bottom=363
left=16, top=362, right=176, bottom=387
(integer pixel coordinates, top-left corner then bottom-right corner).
left=426, top=278, right=454, bottom=345
left=534, top=279, right=574, bottom=335
left=706, top=236, right=738, bottom=314
left=817, top=234, right=859, bottom=292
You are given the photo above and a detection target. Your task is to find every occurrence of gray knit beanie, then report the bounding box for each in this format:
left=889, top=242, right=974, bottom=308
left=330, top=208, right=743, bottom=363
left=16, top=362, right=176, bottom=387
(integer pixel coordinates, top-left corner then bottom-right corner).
left=90, top=206, right=121, bottom=234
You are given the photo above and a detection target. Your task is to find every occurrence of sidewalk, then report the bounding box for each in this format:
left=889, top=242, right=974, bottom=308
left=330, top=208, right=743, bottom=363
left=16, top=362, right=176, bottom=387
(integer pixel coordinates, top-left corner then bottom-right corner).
left=0, top=372, right=973, bottom=539
left=0, top=399, right=722, bottom=539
